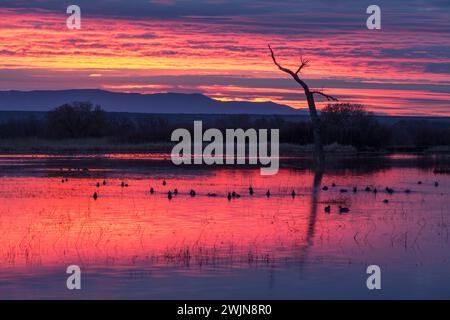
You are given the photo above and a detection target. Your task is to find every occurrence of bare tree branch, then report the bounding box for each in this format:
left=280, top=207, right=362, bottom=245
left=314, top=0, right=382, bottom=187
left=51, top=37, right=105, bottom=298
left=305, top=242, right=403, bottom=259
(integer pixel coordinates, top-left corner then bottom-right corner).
left=269, top=45, right=310, bottom=91
left=310, top=90, right=338, bottom=102
left=268, top=45, right=295, bottom=76
left=295, top=56, right=309, bottom=75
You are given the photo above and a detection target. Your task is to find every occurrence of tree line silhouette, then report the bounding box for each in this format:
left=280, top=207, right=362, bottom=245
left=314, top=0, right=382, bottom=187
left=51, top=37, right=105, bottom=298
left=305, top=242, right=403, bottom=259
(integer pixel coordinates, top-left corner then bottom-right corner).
left=0, top=101, right=449, bottom=150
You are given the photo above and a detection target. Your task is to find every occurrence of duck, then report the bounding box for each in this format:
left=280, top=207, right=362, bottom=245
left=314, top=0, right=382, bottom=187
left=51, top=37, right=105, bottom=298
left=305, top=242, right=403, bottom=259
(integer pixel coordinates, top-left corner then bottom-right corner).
left=207, top=193, right=217, bottom=197
left=322, top=186, right=329, bottom=191
left=338, top=206, right=350, bottom=214
left=365, top=186, right=371, bottom=192
left=373, top=188, right=378, bottom=194
left=385, top=187, right=394, bottom=194
left=331, top=183, right=336, bottom=187
left=291, top=190, right=296, bottom=197
left=324, top=205, right=331, bottom=213
left=93, top=192, right=98, bottom=200
left=266, top=190, right=271, bottom=197
left=167, top=191, right=172, bottom=200
left=417, top=181, right=422, bottom=185
left=383, top=199, right=389, bottom=203
left=353, top=187, right=357, bottom=193
left=162, top=180, right=167, bottom=186
left=190, top=189, right=196, bottom=197
left=231, top=191, right=237, bottom=198
left=435, top=181, right=439, bottom=187
left=405, top=189, right=411, bottom=193
left=96, top=182, right=100, bottom=188
left=340, top=188, right=348, bottom=193
left=227, top=193, right=232, bottom=201
left=150, top=187, right=154, bottom=194
left=249, top=186, right=254, bottom=195
left=102, top=180, right=106, bottom=185
left=173, top=188, right=178, bottom=195
left=121, top=181, right=125, bottom=188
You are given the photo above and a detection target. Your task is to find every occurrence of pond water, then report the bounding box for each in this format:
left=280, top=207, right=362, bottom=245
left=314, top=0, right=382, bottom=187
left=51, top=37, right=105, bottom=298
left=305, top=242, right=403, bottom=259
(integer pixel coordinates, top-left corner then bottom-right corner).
left=0, top=154, right=449, bottom=299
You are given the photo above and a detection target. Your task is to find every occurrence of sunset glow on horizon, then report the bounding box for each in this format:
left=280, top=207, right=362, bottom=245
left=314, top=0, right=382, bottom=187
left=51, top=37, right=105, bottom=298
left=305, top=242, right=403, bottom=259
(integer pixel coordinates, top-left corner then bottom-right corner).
left=1, top=1, right=449, bottom=116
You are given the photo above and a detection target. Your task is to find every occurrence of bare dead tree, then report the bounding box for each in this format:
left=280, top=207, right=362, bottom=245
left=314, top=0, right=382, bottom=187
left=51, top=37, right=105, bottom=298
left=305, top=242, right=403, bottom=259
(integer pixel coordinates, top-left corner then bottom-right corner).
left=269, top=45, right=337, bottom=168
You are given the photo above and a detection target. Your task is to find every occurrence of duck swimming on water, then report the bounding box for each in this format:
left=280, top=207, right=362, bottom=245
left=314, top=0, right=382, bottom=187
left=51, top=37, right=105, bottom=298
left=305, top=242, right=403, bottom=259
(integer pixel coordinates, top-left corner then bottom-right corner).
left=338, top=206, right=349, bottom=214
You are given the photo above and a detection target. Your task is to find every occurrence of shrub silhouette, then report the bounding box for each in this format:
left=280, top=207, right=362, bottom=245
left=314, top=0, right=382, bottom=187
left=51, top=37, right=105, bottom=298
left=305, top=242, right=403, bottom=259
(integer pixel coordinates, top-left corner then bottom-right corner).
left=321, top=103, right=391, bottom=149
left=47, top=102, right=107, bottom=138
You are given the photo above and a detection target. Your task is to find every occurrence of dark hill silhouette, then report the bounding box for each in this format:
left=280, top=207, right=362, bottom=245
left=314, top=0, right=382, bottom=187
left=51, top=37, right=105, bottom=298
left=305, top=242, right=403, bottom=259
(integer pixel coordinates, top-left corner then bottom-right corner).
left=0, top=89, right=305, bottom=115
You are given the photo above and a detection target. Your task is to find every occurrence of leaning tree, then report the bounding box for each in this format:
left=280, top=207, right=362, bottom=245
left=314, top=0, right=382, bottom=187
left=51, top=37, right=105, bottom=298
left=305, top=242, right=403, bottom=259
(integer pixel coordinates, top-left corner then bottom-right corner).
left=268, top=45, right=338, bottom=168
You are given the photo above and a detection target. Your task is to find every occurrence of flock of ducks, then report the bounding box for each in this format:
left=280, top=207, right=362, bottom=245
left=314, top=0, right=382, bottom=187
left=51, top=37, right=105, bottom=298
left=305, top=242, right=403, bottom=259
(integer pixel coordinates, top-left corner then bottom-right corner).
left=59, top=174, right=441, bottom=215
left=322, top=180, right=440, bottom=214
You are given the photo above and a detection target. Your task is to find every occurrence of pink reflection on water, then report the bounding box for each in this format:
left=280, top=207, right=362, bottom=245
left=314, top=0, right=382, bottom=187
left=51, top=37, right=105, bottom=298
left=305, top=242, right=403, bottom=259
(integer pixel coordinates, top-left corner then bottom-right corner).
left=0, top=165, right=448, bottom=280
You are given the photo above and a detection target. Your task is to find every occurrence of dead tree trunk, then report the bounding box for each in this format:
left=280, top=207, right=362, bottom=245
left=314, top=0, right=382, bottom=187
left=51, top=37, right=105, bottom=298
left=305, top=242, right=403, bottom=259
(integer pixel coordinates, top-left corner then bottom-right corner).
left=269, top=45, right=337, bottom=168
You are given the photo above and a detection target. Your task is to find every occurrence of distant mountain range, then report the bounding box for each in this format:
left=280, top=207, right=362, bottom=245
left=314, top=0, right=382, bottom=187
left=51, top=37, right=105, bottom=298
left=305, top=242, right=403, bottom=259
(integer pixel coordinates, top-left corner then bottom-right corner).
left=0, top=89, right=305, bottom=115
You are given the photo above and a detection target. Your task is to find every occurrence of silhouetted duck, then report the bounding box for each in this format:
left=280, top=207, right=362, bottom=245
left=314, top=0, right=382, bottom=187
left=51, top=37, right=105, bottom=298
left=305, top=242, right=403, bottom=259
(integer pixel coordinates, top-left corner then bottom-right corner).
left=61, top=179, right=65, bottom=183
left=235, top=194, right=241, bottom=199
left=405, top=189, right=411, bottom=194
left=102, top=180, right=106, bottom=185
left=162, top=180, right=167, bottom=186
left=435, top=181, right=439, bottom=187
left=385, top=187, right=394, bottom=194
left=324, top=205, right=331, bottom=213
left=174, top=188, right=178, bottom=195
left=167, top=191, right=172, bottom=200
left=417, top=181, right=422, bottom=185
left=383, top=199, right=389, bottom=203
left=150, top=187, right=154, bottom=194
left=231, top=191, right=237, bottom=198
left=266, top=190, right=271, bottom=197
left=365, top=186, right=371, bottom=192
left=227, top=193, right=232, bottom=201
left=340, top=188, right=348, bottom=193
left=338, top=206, right=349, bottom=214
left=322, top=186, right=329, bottom=191
left=373, top=188, right=378, bottom=194
left=207, top=193, right=217, bottom=197
left=291, top=190, right=296, bottom=197
left=332, top=183, right=336, bottom=187
left=249, top=186, right=254, bottom=195
left=353, top=187, right=357, bottom=193
left=96, top=182, right=100, bottom=188
left=93, top=192, right=98, bottom=200
left=121, top=181, right=125, bottom=188
left=65, top=178, right=68, bottom=182
left=190, top=189, right=196, bottom=197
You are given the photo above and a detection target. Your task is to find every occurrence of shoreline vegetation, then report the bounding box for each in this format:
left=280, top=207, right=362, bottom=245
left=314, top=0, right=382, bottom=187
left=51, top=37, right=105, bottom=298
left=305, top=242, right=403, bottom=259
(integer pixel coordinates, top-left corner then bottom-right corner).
left=0, top=138, right=448, bottom=156
left=0, top=101, right=449, bottom=156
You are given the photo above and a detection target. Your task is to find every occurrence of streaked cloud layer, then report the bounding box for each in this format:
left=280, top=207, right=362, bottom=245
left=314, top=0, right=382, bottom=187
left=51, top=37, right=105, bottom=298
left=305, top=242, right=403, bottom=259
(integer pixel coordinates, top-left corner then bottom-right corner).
left=0, top=0, right=449, bottom=115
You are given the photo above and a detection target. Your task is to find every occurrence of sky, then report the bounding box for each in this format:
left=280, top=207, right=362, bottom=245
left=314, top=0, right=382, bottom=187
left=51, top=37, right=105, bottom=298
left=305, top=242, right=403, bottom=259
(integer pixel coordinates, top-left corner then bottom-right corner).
left=0, top=0, right=449, bottom=116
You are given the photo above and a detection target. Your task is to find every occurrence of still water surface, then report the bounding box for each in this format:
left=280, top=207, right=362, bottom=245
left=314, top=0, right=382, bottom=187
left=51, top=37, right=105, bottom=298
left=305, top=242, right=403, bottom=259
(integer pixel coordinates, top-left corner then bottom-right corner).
left=0, top=154, right=449, bottom=299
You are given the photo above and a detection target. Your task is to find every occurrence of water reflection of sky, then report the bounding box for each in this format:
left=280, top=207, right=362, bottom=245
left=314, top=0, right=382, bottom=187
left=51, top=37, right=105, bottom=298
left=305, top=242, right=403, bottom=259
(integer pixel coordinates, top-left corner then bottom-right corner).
left=0, top=155, right=449, bottom=299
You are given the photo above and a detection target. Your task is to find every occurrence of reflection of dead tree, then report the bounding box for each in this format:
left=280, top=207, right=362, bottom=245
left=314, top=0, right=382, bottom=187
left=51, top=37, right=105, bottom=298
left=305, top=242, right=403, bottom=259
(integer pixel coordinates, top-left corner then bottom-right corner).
left=269, top=45, right=338, bottom=168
